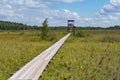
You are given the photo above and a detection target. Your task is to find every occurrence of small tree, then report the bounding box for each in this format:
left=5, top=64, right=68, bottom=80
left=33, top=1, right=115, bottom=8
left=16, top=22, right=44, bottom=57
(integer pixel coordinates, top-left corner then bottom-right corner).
left=41, top=18, right=49, bottom=40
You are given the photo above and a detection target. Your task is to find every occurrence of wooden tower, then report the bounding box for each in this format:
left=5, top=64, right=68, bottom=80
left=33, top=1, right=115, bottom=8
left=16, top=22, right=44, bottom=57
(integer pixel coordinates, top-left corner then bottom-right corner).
left=67, top=20, right=74, bottom=32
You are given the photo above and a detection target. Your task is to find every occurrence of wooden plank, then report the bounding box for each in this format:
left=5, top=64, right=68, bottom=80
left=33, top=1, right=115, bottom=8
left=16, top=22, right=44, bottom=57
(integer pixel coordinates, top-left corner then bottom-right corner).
left=8, top=33, right=71, bottom=80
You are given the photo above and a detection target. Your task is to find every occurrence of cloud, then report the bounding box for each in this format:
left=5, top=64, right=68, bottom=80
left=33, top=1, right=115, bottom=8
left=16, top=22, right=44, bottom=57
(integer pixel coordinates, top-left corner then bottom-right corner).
left=110, top=0, right=120, bottom=6
left=0, top=2, right=14, bottom=17
left=22, top=0, right=48, bottom=8
left=63, top=9, right=80, bottom=19
left=30, top=9, right=81, bottom=26
left=98, top=0, right=120, bottom=15
left=0, top=0, right=119, bottom=27
left=44, top=9, right=118, bottom=26
left=56, top=0, right=83, bottom=3
left=8, top=0, right=83, bottom=8
left=95, top=0, right=120, bottom=26
left=1, top=0, right=48, bottom=8
left=75, top=14, right=118, bottom=27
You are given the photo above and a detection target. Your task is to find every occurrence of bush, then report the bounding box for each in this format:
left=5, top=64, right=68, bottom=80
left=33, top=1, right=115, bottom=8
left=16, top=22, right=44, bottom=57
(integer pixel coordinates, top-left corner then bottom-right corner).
left=102, top=35, right=120, bottom=42
left=75, top=31, right=89, bottom=37
left=41, top=18, right=50, bottom=40
left=19, top=32, right=24, bottom=35
left=49, top=33, right=57, bottom=41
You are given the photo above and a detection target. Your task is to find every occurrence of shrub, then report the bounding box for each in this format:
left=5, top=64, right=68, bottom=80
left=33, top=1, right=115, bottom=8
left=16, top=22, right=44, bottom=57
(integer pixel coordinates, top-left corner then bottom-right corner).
left=49, top=33, right=57, bottom=41
left=102, top=35, right=120, bottom=42
left=19, top=32, right=24, bottom=35
left=75, top=31, right=89, bottom=37
left=41, top=18, right=50, bottom=40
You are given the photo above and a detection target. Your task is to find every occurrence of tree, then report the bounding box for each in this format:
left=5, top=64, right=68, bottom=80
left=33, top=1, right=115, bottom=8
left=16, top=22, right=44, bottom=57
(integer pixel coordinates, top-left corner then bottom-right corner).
left=41, top=18, right=49, bottom=40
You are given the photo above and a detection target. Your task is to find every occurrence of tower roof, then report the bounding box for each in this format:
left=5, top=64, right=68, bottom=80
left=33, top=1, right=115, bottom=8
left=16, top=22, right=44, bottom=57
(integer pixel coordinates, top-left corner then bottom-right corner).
left=68, top=20, right=74, bottom=22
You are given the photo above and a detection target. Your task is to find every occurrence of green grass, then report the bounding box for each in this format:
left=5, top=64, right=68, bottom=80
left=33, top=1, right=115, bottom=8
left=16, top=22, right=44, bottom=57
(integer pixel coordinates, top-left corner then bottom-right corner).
left=0, top=30, right=66, bottom=80
left=0, top=30, right=120, bottom=80
left=40, top=30, right=120, bottom=80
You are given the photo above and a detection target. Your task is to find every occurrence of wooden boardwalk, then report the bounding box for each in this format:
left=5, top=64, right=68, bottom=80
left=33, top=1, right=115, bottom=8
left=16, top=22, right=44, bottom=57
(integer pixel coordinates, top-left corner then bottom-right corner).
left=8, top=33, right=71, bottom=80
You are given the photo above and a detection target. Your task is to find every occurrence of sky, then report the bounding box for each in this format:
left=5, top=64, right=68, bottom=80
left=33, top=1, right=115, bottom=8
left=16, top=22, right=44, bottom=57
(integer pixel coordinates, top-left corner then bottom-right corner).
left=0, top=0, right=120, bottom=27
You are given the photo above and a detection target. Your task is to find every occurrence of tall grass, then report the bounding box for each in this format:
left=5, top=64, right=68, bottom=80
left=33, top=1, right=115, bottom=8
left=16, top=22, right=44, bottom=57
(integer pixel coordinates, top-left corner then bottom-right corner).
left=0, top=30, right=65, bottom=80
left=0, top=30, right=119, bottom=80
left=40, top=30, right=120, bottom=80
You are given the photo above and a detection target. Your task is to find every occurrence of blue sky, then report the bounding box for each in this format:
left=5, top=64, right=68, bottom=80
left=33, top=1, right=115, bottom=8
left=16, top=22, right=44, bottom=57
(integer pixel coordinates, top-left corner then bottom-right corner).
left=0, top=0, right=120, bottom=27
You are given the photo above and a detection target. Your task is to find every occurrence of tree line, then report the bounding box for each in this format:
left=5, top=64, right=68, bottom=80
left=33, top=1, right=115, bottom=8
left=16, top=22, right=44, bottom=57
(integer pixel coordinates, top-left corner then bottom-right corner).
left=0, top=21, right=40, bottom=30
left=0, top=20, right=120, bottom=30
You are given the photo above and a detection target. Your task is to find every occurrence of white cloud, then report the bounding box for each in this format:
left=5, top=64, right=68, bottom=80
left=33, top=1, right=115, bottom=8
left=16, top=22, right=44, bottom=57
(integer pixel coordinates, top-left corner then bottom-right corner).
left=95, top=0, right=120, bottom=27
left=108, top=15, right=117, bottom=20
left=3, top=0, right=48, bottom=8
left=25, top=0, right=37, bottom=7
left=0, top=2, right=14, bottom=17
left=11, top=0, right=24, bottom=5
left=110, top=0, right=120, bottom=6
left=56, top=0, right=83, bottom=3
left=63, top=9, right=80, bottom=19
left=98, top=0, right=120, bottom=15
left=22, top=0, right=48, bottom=8
left=32, top=9, right=81, bottom=26
left=0, top=0, right=119, bottom=27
